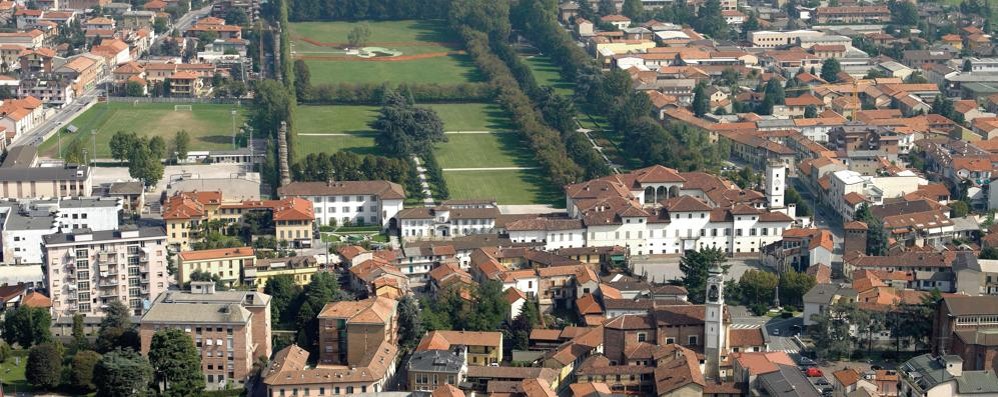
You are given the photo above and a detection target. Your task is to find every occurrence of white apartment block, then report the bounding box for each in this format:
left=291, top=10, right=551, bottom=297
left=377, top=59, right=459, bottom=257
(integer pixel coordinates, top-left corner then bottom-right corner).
left=0, top=197, right=121, bottom=265
left=398, top=200, right=500, bottom=239
left=277, top=181, right=405, bottom=229
left=43, top=226, right=169, bottom=317
left=748, top=30, right=824, bottom=48
left=503, top=165, right=796, bottom=256
left=827, top=169, right=926, bottom=220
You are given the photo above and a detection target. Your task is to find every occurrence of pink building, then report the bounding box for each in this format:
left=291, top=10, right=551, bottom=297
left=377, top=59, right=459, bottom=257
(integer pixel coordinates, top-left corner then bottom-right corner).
left=42, top=226, right=169, bottom=316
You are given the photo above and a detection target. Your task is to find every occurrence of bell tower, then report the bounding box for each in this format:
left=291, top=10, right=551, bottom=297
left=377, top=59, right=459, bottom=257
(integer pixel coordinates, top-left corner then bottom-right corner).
left=704, top=262, right=725, bottom=380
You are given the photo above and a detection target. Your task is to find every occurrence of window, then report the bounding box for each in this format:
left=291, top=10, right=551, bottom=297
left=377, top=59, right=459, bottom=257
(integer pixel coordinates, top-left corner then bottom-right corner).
left=688, top=335, right=698, bottom=345
left=637, top=333, right=646, bottom=342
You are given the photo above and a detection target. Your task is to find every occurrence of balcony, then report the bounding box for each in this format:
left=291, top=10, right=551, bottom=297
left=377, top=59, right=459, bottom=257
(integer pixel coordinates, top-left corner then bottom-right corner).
left=98, top=290, right=119, bottom=298
left=98, top=280, right=120, bottom=288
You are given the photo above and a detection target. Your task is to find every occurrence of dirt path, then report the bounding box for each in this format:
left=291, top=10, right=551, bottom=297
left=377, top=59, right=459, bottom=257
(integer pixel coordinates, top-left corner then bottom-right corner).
left=296, top=50, right=466, bottom=61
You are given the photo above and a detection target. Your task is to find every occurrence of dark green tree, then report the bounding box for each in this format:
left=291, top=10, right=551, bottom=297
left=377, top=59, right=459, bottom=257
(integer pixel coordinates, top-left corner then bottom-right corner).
left=293, top=59, right=311, bottom=102
left=96, top=301, right=138, bottom=353
left=370, top=89, right=446, bottom=157
left=694, top=0, right=728, bottom=39
left=466, top=280, right=510, bottom=331
left=821, top=58, right=842, bottom=83
left=26, top=343, right=63, bottom=389
left=778, top=269, right=816, bottom=309
left=173, top=130, right=190, bottom=161
left=397, top=295, right=424, bottom=352
left=597, top=0, right=616, bottom=15
left=741, top=11, right=760, bottom=38
left=149, top=328, right=205, bottom=396
left=737, top=269, right=779, bottom=307
left=692, top=84, right=708, bottom=116
left=890, top=0, right=919, bottom=26
left=804, top=105, right=818, bottom=118
left=264, top=274, right=302, bottom=325
left=71, top=350, right=102, bottom=391
left=2, top=306, right=52, bottom=348
left=808, top=302, right=854, bottom=360
left=679, top=247, right=728, bottom=304
left=622, top=0, right=642, bottom=19
left=148, top=135, right=167, bottom=160
left=94, top=348, right=154, bottom=397
left=125, top=80, right=145, bottom=97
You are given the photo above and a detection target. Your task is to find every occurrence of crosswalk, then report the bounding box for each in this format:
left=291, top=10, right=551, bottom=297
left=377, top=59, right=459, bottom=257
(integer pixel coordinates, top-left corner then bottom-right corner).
left=730, top=323, right=762, bottom=329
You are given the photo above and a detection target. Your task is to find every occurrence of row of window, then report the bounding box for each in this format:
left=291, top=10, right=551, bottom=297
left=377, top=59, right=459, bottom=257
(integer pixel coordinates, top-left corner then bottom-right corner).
left=276, top=385, right=371, bottom=396
left=315, top=206, right=377, bottom=213
left=312, top=195, right=379, bottom=203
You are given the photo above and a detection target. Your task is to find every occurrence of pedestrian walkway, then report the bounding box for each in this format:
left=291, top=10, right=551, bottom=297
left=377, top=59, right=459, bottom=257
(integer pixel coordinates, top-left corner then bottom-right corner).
left=412, top=156, right=435, bottom=207
left=575, top=122, right=620, bottom=174
left=729, top=323, right=762, bottom=329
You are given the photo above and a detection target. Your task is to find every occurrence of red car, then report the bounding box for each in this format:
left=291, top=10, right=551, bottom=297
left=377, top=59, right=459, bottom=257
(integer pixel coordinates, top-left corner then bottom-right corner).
left=805, top=367, right=824, bottom=377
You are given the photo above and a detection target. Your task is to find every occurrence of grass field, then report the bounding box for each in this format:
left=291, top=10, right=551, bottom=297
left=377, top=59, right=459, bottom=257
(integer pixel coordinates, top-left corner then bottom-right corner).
left=295, top=102, right=514, bottom=158
left=523, top=55, right=575, bottom=96
left=435, top=133, right=535, bottom=168
left=39, top=102, right=247, bottom=158
left=290, top=20, right=484, bottom=85
left=0, top=351, right=31, bottom=393
left=302, top=56, right=483, bottom=85
left=291, top=20, right=458, bottom=54
left=296, top=105, right=378, bottom=135
left=444, top=169, right=560, bottom=205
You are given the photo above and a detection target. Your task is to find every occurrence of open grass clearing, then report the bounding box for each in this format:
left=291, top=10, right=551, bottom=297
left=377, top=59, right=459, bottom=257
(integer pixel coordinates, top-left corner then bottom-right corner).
left=444, top=169, right=560, bottom=205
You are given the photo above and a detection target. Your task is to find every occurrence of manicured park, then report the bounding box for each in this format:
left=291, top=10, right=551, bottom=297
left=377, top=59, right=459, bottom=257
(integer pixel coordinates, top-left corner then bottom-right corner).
left=290, top=20, right=484, bottom=85
left=40, top=102, right=247, bottom=159
left=522, top=54, right=575, bottom=97
left=290, top=19, right=555, bottom=204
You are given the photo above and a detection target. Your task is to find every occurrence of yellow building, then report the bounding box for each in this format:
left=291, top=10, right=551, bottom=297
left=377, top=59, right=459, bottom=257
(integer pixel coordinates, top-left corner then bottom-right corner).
left=162, top=191, right=314, bottom=251
left=162, top=191, right=224, bottom=251
left=415, top=331, right=503, bottom=366
left=176, top=246, right=256, bottom=287
left=244, top=256, right=321, bottom=290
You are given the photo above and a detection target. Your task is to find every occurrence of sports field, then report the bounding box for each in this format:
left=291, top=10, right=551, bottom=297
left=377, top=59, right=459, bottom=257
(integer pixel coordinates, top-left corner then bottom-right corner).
left=39, top=102, right=246, bottom=158
left=290, top=20, right=484, bottom=84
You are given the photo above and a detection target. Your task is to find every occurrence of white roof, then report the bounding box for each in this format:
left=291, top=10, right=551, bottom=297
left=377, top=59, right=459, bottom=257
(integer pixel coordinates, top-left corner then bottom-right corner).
left=833, top=169, right=868, bottom=185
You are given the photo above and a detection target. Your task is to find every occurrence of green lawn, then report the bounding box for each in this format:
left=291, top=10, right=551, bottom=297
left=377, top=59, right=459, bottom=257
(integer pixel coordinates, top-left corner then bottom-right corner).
left=290, top=20, right=459, bottom=54
left=302, top=55, right=483, bottom=85
left=291, top=20, right=483, bottom=85
left=426, top=103, right=514, bottom=131
left=523, top=55, right=574, bottom=96
left=297, top=134, right=377, bottom=157
left=39, top=102, right=247, bottom=158
left=295, top=105, right=378, bottom=135
left=435, top=133, right=535, bottom=168
left=0, top=351, right=31, bottom=393
left=444, top=169, right=560, bottom=205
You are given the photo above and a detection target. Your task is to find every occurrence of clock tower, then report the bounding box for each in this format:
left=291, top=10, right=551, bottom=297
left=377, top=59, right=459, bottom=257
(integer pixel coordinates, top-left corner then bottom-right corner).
left=704, top=262, right=725, bottom=380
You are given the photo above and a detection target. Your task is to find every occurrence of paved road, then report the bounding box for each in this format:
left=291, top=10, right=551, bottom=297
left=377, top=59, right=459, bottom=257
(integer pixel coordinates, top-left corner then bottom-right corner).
left=9, top=92, right=101, bottom=149
left=158, top=5, right=213, bottom=46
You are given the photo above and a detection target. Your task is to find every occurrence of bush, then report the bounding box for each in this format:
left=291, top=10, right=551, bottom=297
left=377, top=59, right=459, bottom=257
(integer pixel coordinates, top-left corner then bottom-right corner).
left=749, top=303, right=769, bottom=316
left=0, top=340, right=10, bottom=362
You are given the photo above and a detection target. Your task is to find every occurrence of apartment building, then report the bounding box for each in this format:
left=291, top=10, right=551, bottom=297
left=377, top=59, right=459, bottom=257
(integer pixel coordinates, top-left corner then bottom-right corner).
left=0, top=164, right=92, bottom=199
left=747, top=30, right=824, bottom=48
left=42, top=226, right=169, bottom=317
left=139, top=282, right=272, bottom=390
left=277, top=180, right=406, bottom=230
left=899, top=355, right=998, bottom=397
left=263, top=297, right=398, bottom=396
left=163, top=191, right=314, bottom=251
left=814, top=6, right=890, bottom=24
left=398, top=200, right=500, bottom=239
left=503, top=165, right=796, bottom=256
left=176, top=247, right=256, bottom=287
left=415, top=331, right=503, bottom=366
left=317, top=296, right=397, bottom=365
left=0, top=197, right=122, bottom=265
left=243, top=256, right=320, bottom=290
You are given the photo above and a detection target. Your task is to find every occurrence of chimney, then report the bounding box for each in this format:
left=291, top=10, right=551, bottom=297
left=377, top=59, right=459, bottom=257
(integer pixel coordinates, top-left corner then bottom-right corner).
left=942, top=355, right=964, bottom=377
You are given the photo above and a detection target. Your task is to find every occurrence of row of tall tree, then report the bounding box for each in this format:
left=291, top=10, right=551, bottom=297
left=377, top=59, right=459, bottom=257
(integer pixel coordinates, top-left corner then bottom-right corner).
left=291, top=151, right=411, bottom=185
left=286, top=0, right=448, bottom=21
left=457, top=28, right=585, bottom=185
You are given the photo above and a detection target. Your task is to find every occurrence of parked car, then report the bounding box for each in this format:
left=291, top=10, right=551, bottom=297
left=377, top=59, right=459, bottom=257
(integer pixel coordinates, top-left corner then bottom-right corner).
left=805, top=367, right=824, bottom=377
left=815, top=379, right=830, bottom=386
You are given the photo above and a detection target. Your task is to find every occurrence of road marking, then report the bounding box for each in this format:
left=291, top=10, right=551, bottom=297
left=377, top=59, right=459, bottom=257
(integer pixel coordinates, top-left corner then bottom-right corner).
left=730, top=324, right=762, bottom=329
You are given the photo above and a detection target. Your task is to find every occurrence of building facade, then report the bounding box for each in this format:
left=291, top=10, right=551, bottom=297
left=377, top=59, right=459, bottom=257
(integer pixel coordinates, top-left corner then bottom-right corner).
left=43, top=226, right=169, bottom=317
